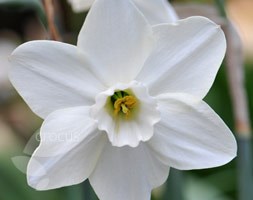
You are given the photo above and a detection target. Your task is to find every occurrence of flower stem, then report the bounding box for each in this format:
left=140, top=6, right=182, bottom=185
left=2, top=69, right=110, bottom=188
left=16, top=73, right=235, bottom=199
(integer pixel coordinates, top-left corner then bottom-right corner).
left=82, top=180, right=92, bottom=199
left=237, top=137, right=253, bottom=200
left=214, top=0, right=227, bottom=18
left=82, top=180, right=98, bottom=200
left=42, top=0, right=62, bottom=41
left=162, top=169, right=183, bottom=200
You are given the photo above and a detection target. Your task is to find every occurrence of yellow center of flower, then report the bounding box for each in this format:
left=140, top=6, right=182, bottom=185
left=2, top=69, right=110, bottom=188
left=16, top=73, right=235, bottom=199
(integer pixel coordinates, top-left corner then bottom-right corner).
left=114, top=96, right=137, bottom=116
left=111, top=91, right=137, bottom=117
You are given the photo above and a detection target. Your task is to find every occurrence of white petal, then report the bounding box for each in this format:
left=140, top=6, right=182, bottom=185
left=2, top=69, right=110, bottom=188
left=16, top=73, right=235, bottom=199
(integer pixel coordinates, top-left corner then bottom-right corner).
left=89, top=142, right=169, bottom=200
left=9, top=40, right=106, bottom=118
left=136, top=16, right=226, bottom=99
left=90, top=81, right=160, bottom=147
left=67, top=0, right=178, bottom=24
left=134, top=0, right=178, bottom=25
left=77, top=0, right=153, bottom=86
left=27, top=106, right=107, bottom=190
left=68, top=0, right=94, bottom=12
left=148, top=93, right=237, bottom=170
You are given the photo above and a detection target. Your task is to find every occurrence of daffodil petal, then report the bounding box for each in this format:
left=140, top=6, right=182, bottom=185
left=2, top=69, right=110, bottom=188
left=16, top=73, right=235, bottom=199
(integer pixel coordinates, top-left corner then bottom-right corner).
left=9, top=40, right=106, bottom=118
left=134, top=0, right=178, bottom=25
left=89, top=142, right=169, bottom=200
left=136, top=16, right=226, bottom=99
left=27, top=106, right=107, bottom=190
left=67, top=0, right=178, bottom=25
left=148, top=93, right=237, bottom=170
left=77, top=0, right=153, bottom=86
left=67, top=0, right=94, bottom=12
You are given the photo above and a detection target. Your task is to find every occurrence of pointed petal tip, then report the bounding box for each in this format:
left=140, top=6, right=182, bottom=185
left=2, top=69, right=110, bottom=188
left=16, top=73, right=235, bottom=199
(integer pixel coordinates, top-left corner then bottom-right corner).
left=149, top=93, right=237, bottom=170
left=139, top=15, right=226, bottom=99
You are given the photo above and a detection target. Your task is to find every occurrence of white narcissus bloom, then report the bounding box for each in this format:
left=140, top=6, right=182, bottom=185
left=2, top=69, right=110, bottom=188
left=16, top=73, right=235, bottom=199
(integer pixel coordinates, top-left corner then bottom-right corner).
left=9, top=0, right=237, bottom=199
left=68, top=0, right=178, bottom=24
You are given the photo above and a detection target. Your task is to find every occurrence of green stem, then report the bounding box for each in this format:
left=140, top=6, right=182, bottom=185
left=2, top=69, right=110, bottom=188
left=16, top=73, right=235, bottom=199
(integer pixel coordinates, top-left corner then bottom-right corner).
left=237, top=136, right=253, bottom=200
left=83, top=180, right=98, bottom=200
left=83, top=180, right=92, bottom=200
left=214, top=0, right=227, bottom=18
left=162, top=169, right=183, bottom=200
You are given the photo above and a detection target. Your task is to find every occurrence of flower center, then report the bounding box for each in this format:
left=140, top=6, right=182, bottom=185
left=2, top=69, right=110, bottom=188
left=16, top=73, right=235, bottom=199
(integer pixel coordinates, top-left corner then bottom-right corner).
left=111, top=91, right=137, bottom=117
left=90, top=81, right=161, bottom=147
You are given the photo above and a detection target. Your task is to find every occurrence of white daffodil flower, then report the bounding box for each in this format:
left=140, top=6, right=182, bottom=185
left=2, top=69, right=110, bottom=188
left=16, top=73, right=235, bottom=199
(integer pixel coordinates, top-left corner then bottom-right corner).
left=9, top=0, right=237, bottom=199
left=68, top=0, right=178, bottom=24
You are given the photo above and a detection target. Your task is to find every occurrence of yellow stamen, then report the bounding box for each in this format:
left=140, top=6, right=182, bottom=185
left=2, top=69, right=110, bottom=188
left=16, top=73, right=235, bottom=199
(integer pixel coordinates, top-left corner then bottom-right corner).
left=114, top=96, right=137, bottom=117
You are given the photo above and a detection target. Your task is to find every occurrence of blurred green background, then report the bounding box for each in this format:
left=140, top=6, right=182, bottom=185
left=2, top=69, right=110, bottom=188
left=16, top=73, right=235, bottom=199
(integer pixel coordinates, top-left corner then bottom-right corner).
left=0, top=0, right=252, bottom=199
